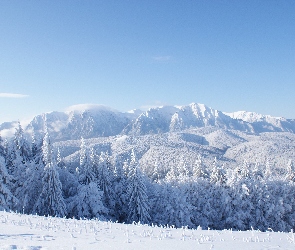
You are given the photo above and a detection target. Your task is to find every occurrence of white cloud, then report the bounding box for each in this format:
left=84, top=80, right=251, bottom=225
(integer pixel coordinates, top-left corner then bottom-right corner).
left=0, top=93, right=29, bottom=98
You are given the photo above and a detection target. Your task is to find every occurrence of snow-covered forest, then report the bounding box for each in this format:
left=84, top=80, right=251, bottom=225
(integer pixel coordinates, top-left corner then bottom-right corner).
left=1, top=122, right=295, bottom=232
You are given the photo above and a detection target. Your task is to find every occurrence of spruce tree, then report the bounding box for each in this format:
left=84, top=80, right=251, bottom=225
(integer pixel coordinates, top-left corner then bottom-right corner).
left=34, top=129, right=67, bottom=217
left=0, top=156, right=17, bottom=210
left=127, top=151, right=150, bottom=224
left=97, top=152, right=115, bottom=215
left=193, top=155, right=209, bottom=179
left=285, top=159, right=295, bottom=182
left=68, top=138, right=107, bottom=219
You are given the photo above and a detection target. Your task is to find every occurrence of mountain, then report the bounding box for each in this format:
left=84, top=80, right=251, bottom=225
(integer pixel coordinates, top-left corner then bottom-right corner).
left=1, top=102, right=295, bottom=177
left=1, top=103, right=295, bottom=141
left=226, top=111, right=295, bottom=133
left=24, top=104, right=137, bottom=141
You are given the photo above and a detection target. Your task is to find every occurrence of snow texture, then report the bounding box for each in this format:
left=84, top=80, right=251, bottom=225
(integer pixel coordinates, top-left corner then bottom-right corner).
left=0, top=211, right=294, bottom=250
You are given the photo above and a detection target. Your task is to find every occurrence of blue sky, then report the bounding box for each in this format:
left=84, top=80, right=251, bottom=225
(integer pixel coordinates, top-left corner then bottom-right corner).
left=0, top=1, right=294, bottom=123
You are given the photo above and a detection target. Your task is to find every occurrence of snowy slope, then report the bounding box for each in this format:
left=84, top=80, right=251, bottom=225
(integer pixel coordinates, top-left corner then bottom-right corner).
left=51, top=129, right=295, bottom=179
left=0, top=211, right=294, bottom=250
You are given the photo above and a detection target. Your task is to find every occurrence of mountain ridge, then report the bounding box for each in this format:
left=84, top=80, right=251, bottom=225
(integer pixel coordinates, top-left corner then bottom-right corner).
left=1, top=102, right=295, bottom=140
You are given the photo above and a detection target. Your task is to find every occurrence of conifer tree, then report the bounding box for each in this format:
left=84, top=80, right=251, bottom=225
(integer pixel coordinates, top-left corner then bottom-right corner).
left=0, top=133, right=5, bottom=158
left=13, top=121, right=31, bottom=162
left=210, top=158, right=227, bottom=185
left=193, top=155, right=209, bottom=179
left=97, top=152, right=115, bottom=216
left=112, top=156, right=128, bottom=222
left=0, top=155, right=18, bottom=210
left=34, top=129, right=67, bottom=217
left=127, top=150, right=150, bottom=224
left=21, top=132, right=44, bottom=214
left=285, top=159, right=295, bottom=182
left=6, top=122, right=31, bottom=199
left=252, top=162, right=264, bottom=181
left=68, top=138, right=107, bottom=219
left=264, top=159, right=272, bottom=180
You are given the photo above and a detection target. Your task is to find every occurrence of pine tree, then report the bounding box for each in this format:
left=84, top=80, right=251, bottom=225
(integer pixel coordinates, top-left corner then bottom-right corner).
left=210, top=158, right=227, bottom=185
left=78, top=138, right=96, bottom=185
left=0, top=156, right=17, bottom=210
left=241, top=160, right=250, bottom=179
left=113, top=157, right=128, bottom=222
left=151, top=161, right=160, bottom=182
left=56, top=148, right=66, bottom=169
left=22, top=160, right=43, bottom=214
left=264, top=159, right=272, bottom=180
left=68, top=181, right=107, bottom=219
left=127, top=151, right=150, bottom=224
left=34, top=162, right=67, bottom=217
left=13, top=121, right=31, bottom=163
left=21, top=132, right=44, bottom=214
left=10, top=142, right=28, bottom=212
left=285, top=159, right=295, bottom=182
left=152, top=182, right=193, bottom=228
left=188, top=179, right=211, bottom=228
left=252, top=162, right=264, bottom=181
left=226, top=182, right=253, bottom=230
left=97, top=152, right=115, bottom=217
left=0, top=133, right=5, bottom=158
left=34, top=129, right=67, bottom=217
left=127, top=166, right=150, bottom=224
left=193, top=155, right=209, bottom=179
left=165, top=165, right=179, bottom=183
left=68, top=138, right=107, bottom=219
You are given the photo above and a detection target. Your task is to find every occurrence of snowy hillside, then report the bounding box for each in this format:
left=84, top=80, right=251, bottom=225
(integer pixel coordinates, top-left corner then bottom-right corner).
left=0, top=211, right=294, bottom=250
left=52, top=129, right=295, bottom=175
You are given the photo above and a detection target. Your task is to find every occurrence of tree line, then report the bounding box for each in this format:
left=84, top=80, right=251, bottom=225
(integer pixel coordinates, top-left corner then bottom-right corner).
left=0, top=122, right=295, bottom=232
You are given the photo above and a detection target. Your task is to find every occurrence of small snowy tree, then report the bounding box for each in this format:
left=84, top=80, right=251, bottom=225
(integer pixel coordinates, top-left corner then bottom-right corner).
left=252, top=162, right=264, bottom=181
left=264, top=159, right=272, bottom=180
left=285, top=159, right=295, bottom=182
left=193, top=155, right=209, bottom=179
left=210, top=158, right=227, bottom=185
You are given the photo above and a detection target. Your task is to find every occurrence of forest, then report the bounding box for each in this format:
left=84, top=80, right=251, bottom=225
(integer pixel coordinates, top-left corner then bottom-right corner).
left=0, top=122, right=295, bottom=232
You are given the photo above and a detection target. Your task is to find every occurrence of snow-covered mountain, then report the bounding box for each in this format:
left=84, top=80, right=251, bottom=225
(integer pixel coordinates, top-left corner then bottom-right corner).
left=226, top=111, right=295, bottom=133
left=124, top=103, right=253, bottom=135
left=24, top=104, right=137, bottom=141
left=2, top=102, right=295, bottom=171
left=2, top=102, right=295, bottom=141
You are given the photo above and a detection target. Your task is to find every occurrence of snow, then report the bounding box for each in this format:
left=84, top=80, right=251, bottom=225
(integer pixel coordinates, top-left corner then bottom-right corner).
left=226, top=111, right=285, bottom=123
left=0, top=211, right=294, bottom=250
left=115, top=135, right=128, bottom=142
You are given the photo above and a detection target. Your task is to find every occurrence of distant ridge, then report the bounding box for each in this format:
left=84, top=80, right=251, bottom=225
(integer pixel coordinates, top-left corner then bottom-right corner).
left=1, top=102, right=295, bottom=140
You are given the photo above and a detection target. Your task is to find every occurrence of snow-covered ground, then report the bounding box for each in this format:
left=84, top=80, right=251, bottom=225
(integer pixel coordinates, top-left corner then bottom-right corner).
left=0, top=211, right=294, bottom=250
